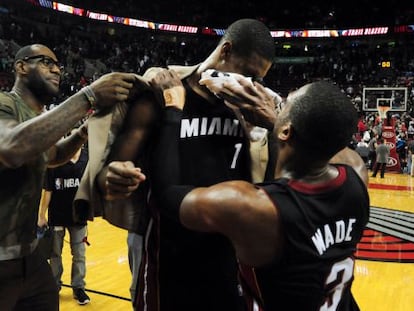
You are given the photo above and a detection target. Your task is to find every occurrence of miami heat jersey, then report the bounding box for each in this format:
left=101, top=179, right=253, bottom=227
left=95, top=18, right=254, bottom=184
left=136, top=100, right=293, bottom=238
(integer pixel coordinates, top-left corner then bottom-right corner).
left=179, top=81, right=251, bottom=185
left=251, top=165, right=369, bottom=311
left=142, top=79, right=252, bottom=311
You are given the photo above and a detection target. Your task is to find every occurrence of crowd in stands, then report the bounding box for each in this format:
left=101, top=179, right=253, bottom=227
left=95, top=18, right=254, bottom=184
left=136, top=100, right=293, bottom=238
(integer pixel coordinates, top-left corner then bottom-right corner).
left=1, top=0, right=414, bottom=169
left=26, top=0, right=414, bottom=29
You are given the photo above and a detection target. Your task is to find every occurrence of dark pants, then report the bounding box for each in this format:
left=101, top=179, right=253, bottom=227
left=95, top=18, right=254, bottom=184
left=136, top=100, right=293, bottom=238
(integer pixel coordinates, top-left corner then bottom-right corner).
left=372, top=162, right=387, bottom=178
left=0, top=247, right=59, bottom=311
left=368, top=151, right=376, bottom=170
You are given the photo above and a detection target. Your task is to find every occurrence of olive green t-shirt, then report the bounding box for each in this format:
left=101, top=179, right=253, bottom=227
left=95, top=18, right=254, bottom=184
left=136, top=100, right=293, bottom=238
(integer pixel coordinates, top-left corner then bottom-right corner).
left=0, top=92, right=47, bottom=260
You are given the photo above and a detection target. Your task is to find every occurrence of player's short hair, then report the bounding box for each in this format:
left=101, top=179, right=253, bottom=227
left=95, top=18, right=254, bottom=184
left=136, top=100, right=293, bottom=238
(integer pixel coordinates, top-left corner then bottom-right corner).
left=287, top=81, right=358, bottom=159
left=221, top=18, right=274, bottom=61
left=14, top=44, right=45, bottom=63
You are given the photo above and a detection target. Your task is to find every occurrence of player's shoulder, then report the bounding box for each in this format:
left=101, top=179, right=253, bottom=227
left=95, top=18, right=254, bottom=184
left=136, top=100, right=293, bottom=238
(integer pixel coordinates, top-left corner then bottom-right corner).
left=142, top=66, right=164, bottom=80
left=167, top=64, right=199, bottom=79
left=0, top=91, right=19, bottom=117
left=144, top=64, right=200, bottom=81
left=0, top=91, right=17, bottom=106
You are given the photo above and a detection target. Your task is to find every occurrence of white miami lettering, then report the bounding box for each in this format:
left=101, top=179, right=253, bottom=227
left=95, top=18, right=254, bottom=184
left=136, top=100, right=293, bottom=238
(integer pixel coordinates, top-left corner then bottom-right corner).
left=311, top=219, right=356, bottom=255
left=180, top=117, right=243, bottom=138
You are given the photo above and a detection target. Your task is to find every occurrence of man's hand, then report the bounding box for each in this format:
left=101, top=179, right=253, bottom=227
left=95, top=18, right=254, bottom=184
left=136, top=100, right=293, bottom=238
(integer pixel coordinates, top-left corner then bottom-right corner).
left=222, top=78, right=277, bottom=130
left=88, top=72, right=139, bottom=108
left=76, top=121, right=88, bottom=139
left=150, top=69, right=185, bottom=110
left=199, top=70, right=278, bottom=130
left=104, top=161, right=146, bottom=200
left=37, top=215, right=48, bottom=228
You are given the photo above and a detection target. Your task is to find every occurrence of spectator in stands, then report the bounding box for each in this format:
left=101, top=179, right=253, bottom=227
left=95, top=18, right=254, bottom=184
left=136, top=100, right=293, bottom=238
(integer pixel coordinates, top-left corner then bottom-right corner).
left=372, top=138, right=390, bottom=178
left=396, top=133, right=407, bottom=172
left=408, top=139, right=414, bottom=176
left=356, top=139, right=369, bottom=166
left=357, top=116, right=368, bottom=138
left=407, top=120, right=414, bottom=139
left=368, top=132, right=378, bottom=170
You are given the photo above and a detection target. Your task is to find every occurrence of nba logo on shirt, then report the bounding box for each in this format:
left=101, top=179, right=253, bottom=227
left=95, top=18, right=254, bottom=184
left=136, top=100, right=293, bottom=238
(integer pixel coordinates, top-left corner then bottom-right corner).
left=55, top=178, right=63, bottom=190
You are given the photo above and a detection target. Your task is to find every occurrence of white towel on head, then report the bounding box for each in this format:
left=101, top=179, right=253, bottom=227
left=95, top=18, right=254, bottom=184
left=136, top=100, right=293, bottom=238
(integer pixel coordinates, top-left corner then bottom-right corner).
left=249, top=126, right=269, bottom=142
left=199, top=69, right=253, bottom=96
left=199, top=69, right=270, bottom=142
left=199, top=69, right=282, bottom=105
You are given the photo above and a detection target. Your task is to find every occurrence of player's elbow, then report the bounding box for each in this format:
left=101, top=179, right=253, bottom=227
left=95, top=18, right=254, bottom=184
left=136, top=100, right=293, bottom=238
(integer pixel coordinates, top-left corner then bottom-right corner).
left=180, top=186, right=239, bottom=233
left=180, top=190, right=217, bottom=231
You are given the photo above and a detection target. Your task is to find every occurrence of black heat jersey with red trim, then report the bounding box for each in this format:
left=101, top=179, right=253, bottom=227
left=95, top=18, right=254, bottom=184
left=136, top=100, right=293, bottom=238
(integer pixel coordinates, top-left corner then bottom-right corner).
left=246, top=165, right=369, bottom=311
left=139, top=80, right=251, bottom=311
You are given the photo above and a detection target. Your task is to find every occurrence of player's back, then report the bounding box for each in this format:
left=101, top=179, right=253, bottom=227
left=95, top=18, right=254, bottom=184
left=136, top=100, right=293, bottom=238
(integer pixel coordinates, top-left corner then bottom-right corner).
left=254, top=164, right=369, bottom=311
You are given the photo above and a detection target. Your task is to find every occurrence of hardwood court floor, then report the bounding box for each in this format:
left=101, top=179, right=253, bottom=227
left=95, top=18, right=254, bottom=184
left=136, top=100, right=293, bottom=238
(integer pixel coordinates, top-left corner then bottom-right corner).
left=353, top=172, right=414, bottom=311
left=59, top=217, right=132, bottom=310
left=59, top=172, right=414, bottom=311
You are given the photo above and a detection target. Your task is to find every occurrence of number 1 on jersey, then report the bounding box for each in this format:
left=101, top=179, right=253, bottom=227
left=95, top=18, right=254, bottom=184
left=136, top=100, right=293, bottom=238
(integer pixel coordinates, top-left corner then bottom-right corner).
left=231, top=143, right=242, bottom=169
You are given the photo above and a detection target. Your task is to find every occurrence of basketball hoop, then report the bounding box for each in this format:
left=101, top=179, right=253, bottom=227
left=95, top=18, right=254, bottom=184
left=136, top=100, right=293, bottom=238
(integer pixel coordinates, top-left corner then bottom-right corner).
left=377, top=106, right=391, bottom=120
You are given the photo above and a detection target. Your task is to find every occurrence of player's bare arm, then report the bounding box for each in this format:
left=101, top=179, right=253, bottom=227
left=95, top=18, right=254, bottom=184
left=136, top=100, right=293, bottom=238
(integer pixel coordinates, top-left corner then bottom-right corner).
left=97, top=93, right=157, bottom=200
left=0, top=72, right=137, bottom=168
left=47, top=123, right=88, bottom=167
left=180, top=180, right=283, bottom=267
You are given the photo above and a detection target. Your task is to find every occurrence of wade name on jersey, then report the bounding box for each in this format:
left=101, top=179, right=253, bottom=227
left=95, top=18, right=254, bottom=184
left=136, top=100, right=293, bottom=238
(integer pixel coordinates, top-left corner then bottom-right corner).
left=180, top=117, right=245, bottom=138
left=311, top=218, right=357, bottom=255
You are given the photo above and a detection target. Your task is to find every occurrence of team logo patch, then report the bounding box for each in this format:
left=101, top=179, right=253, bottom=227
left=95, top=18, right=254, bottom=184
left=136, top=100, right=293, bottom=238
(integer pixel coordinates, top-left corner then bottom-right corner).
left=55, top=178, right=63, bottom=190
left=356, top=206, right=414, bottom=263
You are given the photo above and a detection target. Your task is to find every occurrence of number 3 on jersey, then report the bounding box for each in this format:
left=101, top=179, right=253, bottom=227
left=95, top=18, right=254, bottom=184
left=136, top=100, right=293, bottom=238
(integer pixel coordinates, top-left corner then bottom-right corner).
left=320, top=257, right=354, bottom=311
left=230, top=143, right=242, bottom=169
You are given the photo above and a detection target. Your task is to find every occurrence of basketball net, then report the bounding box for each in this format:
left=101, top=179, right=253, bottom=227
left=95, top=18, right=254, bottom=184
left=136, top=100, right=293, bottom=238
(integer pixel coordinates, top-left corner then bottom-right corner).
left=377, top=106, right=391, bottom=120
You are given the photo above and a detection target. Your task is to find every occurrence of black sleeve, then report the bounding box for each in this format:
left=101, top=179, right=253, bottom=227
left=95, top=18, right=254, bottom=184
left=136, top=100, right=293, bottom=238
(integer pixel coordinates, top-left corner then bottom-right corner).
left=43, top=168, right=54, bottom=191
left=150, top=107, right=194, bottom=222
left=264, top=131, right=278, bottom=181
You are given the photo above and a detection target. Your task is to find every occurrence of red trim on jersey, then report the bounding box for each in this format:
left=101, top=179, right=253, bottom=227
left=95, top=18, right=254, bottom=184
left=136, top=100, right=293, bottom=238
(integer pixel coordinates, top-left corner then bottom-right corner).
left=288, top=166, right=346, bottom=194
left=238, top=264, right=264, bottom=311
left=136, top=215, right=161, bottom=311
